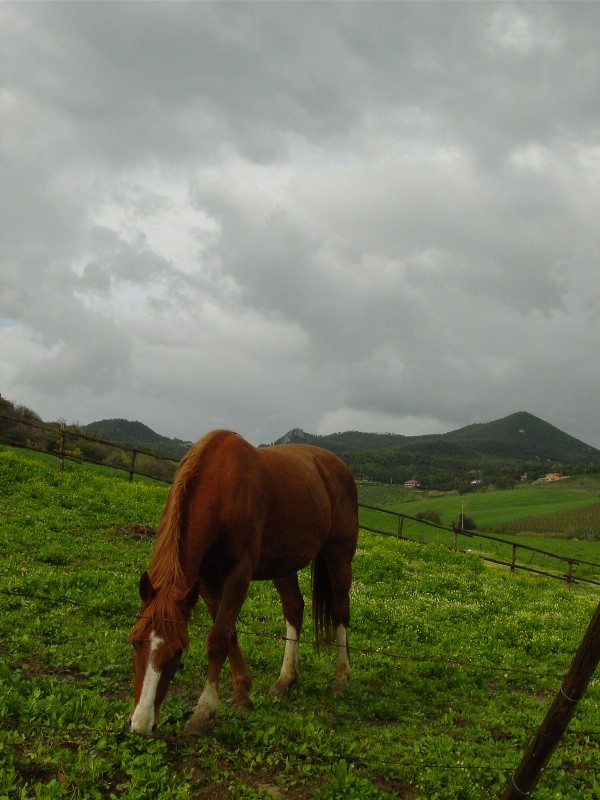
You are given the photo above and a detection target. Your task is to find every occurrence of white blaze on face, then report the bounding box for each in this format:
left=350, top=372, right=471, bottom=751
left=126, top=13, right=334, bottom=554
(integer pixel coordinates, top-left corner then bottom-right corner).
left=130, top=632, right=164, bottom=735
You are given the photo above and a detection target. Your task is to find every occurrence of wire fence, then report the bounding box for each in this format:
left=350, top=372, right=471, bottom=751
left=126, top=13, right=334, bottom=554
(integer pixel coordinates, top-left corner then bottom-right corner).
left=3, top=423, right=600, bottom=794
left=0, top=412, right=179, bottom=482
left=0, top=586, right=572, bottom=684
left=359, top=503, right=600, bottom=590
left=1, top=584, right=600, bottom=792
left=3, top=412, right=600, bottom=592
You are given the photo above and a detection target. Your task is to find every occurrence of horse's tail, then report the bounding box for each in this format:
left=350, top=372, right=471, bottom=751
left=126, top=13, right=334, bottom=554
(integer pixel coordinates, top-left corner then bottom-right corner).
left=312, top=552, right=333, bottom=649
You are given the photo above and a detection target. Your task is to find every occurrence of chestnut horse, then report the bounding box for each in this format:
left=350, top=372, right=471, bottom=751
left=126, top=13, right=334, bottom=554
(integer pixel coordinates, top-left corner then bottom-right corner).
left=130, top=429, right=358, bottom=736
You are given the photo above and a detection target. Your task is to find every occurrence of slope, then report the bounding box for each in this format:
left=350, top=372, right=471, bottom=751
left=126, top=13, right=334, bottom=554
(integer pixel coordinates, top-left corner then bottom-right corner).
left=80, top=418, right=191, bottom=459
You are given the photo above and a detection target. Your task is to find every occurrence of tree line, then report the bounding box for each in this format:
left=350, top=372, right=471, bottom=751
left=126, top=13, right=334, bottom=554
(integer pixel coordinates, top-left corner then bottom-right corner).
left=0, top=396, right=178, bottom=484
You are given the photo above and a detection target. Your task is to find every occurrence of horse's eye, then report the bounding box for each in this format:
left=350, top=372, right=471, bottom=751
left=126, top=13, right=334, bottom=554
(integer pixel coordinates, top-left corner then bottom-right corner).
left=132, top=641, right=141, bottom=652
left=174, top=649, right=183, bottom=659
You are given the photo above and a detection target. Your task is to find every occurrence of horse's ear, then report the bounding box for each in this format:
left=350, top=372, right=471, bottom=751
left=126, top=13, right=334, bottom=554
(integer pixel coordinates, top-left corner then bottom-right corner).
left=185, top=579, right=201, bottom=610
left=139, top=571, right=156, bottom=603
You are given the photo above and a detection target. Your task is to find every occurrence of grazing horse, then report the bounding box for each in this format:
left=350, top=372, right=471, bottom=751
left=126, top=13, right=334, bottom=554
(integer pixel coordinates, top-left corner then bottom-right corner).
left=129, top=429, right=358, bottom=736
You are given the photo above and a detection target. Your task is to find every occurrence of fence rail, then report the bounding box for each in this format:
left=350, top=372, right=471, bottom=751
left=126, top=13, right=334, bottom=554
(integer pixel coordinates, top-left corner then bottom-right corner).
left=359, top=502, right=600, bottom=589
left=2, top=412, right=600, bottom=590
left=0, top=412, right=180, bottom=482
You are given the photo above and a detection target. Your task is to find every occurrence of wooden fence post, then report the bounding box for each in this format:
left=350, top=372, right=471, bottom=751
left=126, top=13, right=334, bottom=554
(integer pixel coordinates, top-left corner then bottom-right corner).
left=500, top=597, right=600, bottom=799
left=511, top=543, right=517, bottom=573
left=128, top=450, right=137, bottom=482
left=58, top=422, right=66, bottom=472
left=566, top=560, right=573, bottom=590
left=397, top=514, right=404, bottom=538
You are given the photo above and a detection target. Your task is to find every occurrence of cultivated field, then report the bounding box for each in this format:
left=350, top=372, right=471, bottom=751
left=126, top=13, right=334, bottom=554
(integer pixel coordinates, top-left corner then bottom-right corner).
left=1, top=449, right=600, bottom=799
left=358, top=480, right=600, bottom=583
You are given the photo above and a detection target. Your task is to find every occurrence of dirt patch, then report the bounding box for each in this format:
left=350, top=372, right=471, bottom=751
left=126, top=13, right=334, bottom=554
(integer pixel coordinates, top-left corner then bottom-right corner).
left=373, top=777, right=415, bottom=798
left=111, top=523, right=157, bottom=540
left=491, top=727, right=515, bottom=742
left=15, top=658, right=89, bottom=682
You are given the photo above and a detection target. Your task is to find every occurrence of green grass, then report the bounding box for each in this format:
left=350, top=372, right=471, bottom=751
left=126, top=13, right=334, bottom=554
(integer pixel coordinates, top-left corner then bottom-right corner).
left=392, top=481, right=600, bottom=528
left=358, top=479, right=600, bottom=582
left=2, top=449, right=600, bottom=798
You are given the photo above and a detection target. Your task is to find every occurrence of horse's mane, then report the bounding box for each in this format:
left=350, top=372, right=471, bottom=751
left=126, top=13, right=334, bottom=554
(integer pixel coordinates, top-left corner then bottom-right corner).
left=131, top=432, right=233, bottom=647
left=131, top=430, right=241, bottom=647
left=147, top=467, right=190, bottom=593
left=149, top=432, right=225, bottom=593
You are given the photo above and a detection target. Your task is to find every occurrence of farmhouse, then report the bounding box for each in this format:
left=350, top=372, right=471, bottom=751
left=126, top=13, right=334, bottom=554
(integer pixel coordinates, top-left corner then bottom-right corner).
left=545, top=472, right=563, bottom=482
left=404, top=479, right=422, bottom=489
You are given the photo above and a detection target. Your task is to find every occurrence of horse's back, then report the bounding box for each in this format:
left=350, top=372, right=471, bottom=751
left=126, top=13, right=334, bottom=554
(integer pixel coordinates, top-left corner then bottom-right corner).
left=196, top=432, right=356, bottom=517
left=256, top=442, right=358, bottom=563
left=179, top=431, right=357, bottom=579
left=260, top=442, right=357, bottom=517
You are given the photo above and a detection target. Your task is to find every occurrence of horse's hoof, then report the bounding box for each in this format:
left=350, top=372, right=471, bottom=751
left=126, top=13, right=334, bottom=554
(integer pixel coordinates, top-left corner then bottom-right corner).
left=184, top=716, right=214, bottom=737
left=230, top=696, right=254, bottom=715
left=332, top=677, right=350, bottom=695
left=268, top=681, right=289, bottom=701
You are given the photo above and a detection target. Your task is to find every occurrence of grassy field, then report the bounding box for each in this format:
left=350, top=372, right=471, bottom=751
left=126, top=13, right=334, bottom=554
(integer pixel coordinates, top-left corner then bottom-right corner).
left=2, top=449, right=600, bottom=798
left=358, top=479, right=600, bottom=583
left=359, top=478, right=600, bottom=529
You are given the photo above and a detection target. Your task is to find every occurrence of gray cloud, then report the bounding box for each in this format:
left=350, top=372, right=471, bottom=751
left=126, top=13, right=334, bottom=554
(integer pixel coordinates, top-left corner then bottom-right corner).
left=2, top=2, right=600, bottom=449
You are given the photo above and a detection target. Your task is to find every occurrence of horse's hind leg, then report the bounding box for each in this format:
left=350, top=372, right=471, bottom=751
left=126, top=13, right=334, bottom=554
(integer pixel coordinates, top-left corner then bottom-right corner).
left=321, top=542, right=354, bottom=694
left=269, top=573, right=304, bottom=700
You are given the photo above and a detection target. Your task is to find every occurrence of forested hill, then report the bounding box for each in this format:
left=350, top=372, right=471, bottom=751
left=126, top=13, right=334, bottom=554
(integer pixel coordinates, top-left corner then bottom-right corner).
left=4, top=391, right=600, bottom=489
left=274, top=412, right=600, bottom=488
left=273, top=428, right=408, bottom=456
left=80, top=419, right=191, bottom=460
left=442, top=412, right=600, bottom=462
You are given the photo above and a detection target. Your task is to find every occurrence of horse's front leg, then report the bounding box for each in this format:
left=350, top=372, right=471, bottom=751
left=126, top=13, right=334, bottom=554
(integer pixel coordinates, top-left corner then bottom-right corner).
left=194, top=583, right=253, bottom=714
left=227, top=627, right=253, bottom=714
left=185, top=563, right=253, bottom=736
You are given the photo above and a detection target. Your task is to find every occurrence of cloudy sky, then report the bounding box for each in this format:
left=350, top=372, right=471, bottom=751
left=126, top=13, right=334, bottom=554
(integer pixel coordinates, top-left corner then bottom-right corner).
left=2, top=2, right=600, bottom=448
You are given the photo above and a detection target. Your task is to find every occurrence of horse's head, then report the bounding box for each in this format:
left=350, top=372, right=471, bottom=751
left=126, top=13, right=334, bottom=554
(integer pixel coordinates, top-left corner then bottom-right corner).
left=129, top=571, right=200, bottom=735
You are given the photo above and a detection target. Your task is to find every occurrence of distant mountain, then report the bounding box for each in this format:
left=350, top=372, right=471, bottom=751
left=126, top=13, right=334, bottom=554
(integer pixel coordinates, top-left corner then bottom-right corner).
left=274, top=428, right=407, bottom=456
left=442, top=411, right=600, bottom=462
left=75, top=411, right=600, bottom=489
left=274, top=412, right=600, bottom=489
left=80, top=419, right=191, bottom=460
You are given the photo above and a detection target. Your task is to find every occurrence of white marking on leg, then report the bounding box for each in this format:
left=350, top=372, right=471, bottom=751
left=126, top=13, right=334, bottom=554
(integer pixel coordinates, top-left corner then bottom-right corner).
left=193, top=680, right=220, bottom=720
left=279, top=622, right=299, bottom=686
left=185, top=680, right=221, bottom=734
left=130, top=632, right=163, bottom=735
left=268, top=622, right=299, bottom=699
left=334, top=624, right=351, bottom=691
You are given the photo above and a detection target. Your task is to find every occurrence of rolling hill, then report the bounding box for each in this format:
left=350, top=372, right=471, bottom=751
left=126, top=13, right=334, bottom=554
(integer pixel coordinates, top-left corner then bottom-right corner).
left=81, top=412, right=600, bottom=488
left=4, top=390, right=600, bottom=490
left=79, top=418, right=192, bottom=460
left=274, top=412, right=600, bottom=488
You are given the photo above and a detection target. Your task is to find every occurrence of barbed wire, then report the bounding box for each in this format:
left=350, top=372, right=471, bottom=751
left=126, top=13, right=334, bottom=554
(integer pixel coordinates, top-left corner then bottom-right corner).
left=3, top=586, right=599, bottom=796
left=1, top=705, right=598, bottom=781
left=3, top=442, right=600, bottom=794
left=0, top=586, right=586, bottom=685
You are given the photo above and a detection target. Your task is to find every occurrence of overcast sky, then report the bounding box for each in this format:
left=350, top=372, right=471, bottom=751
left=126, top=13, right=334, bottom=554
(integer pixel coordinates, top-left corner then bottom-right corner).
left=2, top=2, right=600, bottom=448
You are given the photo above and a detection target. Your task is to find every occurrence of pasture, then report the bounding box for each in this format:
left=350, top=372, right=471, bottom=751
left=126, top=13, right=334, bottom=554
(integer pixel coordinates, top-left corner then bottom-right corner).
left=359, top=478, right=600, bottom=531
left=358, top=480, right=600, bottom=583
left=1, top=449, right=600, bottom=798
